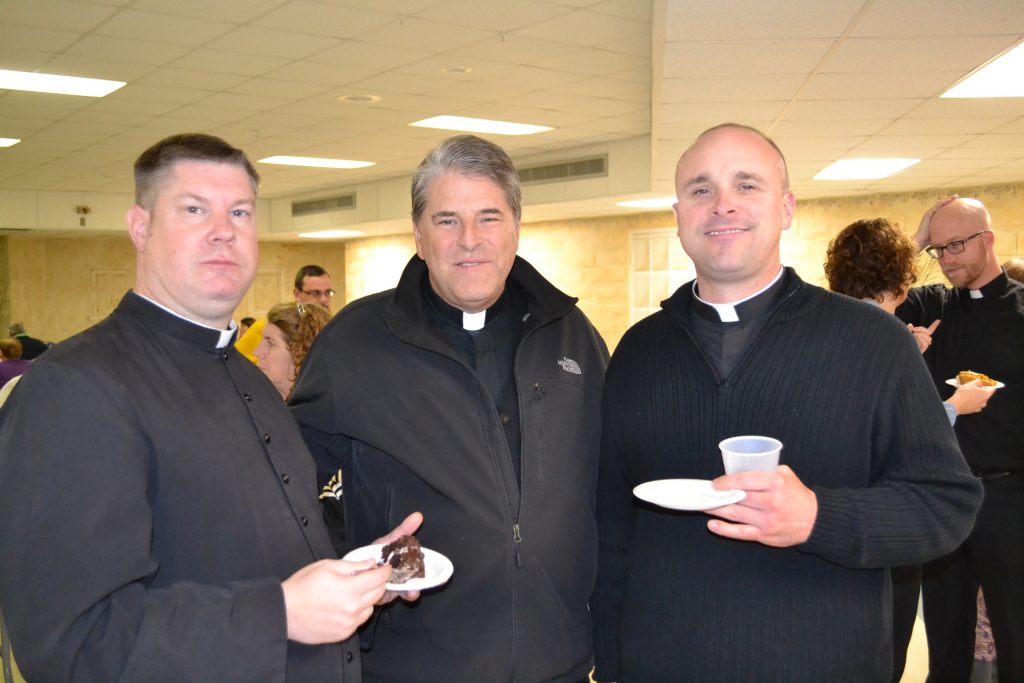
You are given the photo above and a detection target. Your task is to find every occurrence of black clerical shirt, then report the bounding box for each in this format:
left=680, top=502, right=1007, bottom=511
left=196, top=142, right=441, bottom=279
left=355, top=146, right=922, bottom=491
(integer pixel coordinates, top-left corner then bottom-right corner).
left=689, top=268, right=792, bottom=379
left=424, top=280, right=527, bottom=483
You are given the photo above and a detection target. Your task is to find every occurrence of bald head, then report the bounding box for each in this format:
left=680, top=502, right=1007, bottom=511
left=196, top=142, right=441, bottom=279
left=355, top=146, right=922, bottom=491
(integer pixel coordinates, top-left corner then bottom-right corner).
left=677, top=123, right=790, bottom=192
left=929, top=197, right=1000, bottom=289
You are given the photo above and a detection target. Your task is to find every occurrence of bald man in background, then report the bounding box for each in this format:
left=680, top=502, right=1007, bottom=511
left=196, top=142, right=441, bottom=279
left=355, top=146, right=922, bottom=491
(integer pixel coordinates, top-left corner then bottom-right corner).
left=898, top=197, right=1024, bottom=682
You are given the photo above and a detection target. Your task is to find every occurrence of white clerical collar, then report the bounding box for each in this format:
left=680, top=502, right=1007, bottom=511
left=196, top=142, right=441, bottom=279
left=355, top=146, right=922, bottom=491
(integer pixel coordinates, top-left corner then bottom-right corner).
left=693, top=267, right=785, bottom=323
left=463, top=310, right=486, bottom=331
left=969, top=289, right=983, bottom=299
left=134, top=292, right=237, bottom=348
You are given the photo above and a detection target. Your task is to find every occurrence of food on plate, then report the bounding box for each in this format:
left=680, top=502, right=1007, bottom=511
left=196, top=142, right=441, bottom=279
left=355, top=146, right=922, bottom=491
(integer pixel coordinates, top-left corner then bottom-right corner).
left=957, top=370, right=999, bottom=387
left=381, top=535, right=425, bottom=584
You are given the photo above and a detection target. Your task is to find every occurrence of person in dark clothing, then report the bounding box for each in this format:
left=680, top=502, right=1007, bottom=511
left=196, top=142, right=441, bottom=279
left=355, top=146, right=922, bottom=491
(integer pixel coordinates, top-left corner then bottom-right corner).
left=7, top=323, right=49, bottom=360
left=897, top=197, right=1024, bottom=683
left=592, top=124, right=982, bottom=682
left=0, top=133, right=416, bottom=682
left=290, top=135, right=608, bottom=683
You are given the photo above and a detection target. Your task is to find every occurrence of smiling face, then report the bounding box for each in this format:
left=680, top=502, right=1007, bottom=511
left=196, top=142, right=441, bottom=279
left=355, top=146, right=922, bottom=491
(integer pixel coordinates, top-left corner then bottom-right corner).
left=672, top=126, right=795, bottom=303
left=127, top=160, right=257, bottom=328
left=254, top=321, right=296, bottom=399
left=413, top=172, right=520, bottom=313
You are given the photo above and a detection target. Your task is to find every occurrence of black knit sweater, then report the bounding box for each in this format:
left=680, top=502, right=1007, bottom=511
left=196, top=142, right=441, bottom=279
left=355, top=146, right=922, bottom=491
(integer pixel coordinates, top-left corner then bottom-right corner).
left=592, top=270, right=982, bottom=682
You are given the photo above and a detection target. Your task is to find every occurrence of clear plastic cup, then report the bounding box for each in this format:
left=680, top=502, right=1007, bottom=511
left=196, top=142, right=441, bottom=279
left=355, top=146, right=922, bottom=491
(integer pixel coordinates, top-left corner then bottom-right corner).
left=720, top=435, right=782, bottom=474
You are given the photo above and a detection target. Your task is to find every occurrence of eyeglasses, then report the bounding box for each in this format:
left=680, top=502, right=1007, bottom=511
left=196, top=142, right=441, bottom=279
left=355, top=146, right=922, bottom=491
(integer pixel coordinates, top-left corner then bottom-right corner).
left=300, top=289, right=335, bottom=299
left=925, top=230, right=987, bottom=259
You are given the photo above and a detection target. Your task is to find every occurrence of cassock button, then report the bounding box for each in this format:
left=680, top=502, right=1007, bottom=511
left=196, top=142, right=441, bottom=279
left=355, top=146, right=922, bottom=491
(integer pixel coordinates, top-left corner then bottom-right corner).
left=243, top=393, right=252, bottom=402
left=281, top=473, right=290, bottom=484
left=500, top=413, right=510, bottom=425
left=300, top=515, right=309, bottom=526
left=222, top=351, right=229, bottom=361
left=264, top=433, right=271, bottom=444
left=345, top=651, right=354, bottom=663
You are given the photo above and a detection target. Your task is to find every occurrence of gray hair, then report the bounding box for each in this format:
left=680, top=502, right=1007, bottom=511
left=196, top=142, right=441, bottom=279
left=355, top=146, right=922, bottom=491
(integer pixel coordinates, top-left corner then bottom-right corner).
left=411, top=135, right=522, bottom=224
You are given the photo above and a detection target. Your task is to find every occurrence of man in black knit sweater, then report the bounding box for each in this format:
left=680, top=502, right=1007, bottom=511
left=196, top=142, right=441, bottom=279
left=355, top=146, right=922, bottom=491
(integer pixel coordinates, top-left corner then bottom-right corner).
left=897, top=197, right=1024, bottom=683
left=592, top=124, right=983, bottom=682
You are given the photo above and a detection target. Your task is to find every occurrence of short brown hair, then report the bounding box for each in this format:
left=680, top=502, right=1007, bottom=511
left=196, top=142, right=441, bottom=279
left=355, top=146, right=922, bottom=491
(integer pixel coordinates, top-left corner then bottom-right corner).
left=0, top=338, right=24, bottom=360
left=825, top=218, right=918, bottom=300
left=133, top=133, right=259, bottom=209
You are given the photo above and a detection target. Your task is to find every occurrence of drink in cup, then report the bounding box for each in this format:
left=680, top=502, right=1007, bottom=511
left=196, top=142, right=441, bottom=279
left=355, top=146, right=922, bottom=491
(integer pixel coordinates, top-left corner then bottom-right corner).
left=720, top=435, right=782, bottom=474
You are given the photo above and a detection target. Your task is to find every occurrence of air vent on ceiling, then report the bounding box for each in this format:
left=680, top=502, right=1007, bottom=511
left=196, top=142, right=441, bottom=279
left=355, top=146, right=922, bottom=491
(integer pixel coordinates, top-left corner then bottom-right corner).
left=291, top=193, right=356, bottom=217
left=518, top=155, right=607, bottom=185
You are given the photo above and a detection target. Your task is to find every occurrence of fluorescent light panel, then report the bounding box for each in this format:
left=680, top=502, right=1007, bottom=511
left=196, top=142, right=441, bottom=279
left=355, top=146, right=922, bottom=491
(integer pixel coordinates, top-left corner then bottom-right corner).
left=617, top=197, right=677, bottom=209
left=298, top=229, right=365, bottom=239
left=942, top=42, right=1024, bottom=98
left=814, top=158, right=920, bottom=180
left=0, top=69, right=125, bottom=97
left=0, top=138, right=21, bottom=148
left=259, top=156, right=374, bottom=169
left=409, top=115, right=553, bottom=136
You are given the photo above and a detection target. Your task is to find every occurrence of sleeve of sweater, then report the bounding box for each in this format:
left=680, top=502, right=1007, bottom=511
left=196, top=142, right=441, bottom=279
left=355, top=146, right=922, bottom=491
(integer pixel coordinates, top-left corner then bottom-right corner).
left=801, top=335, right=983, bottom=568
left=591, top=372, right=635, bottom=682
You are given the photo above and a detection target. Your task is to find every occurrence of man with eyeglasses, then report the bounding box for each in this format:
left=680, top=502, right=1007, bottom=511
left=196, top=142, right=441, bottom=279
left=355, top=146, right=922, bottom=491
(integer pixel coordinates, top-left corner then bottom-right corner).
left=236, top=264, right=335, bottom=362
left=897, top=196, right=1024, bottom=682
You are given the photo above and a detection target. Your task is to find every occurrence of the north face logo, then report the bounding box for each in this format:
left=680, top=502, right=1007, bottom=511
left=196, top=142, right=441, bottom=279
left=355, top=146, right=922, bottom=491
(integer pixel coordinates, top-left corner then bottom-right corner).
left=557, top=357, right=582, bottom=375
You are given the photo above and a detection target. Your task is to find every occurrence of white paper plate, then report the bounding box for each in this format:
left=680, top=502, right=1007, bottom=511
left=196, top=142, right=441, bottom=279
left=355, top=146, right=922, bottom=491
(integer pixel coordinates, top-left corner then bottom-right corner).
left=342, top=542, right=453, bottom=591
left=946, top=377, right=1004, bottom=389
left=633, top=478, right=746, bottom=511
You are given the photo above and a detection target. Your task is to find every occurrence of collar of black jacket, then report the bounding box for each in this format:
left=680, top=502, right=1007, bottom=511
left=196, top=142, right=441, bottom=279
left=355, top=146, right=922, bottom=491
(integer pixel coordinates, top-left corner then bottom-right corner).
left=386, top=255, right=577, bottom=337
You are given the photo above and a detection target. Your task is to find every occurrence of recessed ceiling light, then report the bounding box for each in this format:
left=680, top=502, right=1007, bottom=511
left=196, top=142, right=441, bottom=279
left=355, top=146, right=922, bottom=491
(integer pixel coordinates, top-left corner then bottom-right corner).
left=441, top=66, right=473, bottom=75
left=337, top=94, right=382, bottom=104
left=409, top=115, right=553, bottom=136
left=942, top=41, right=1024, bottom=98
left=258, top=156, right=375, bottom=169
left=616, top=197, right=677, bottom=209
left=0, top=68, right=125, bottom=97
left=813, top=158, right=920, bottom=180
left=298, top=229, right=365, bottom=239
left=0, top=138, right=21, bottom=148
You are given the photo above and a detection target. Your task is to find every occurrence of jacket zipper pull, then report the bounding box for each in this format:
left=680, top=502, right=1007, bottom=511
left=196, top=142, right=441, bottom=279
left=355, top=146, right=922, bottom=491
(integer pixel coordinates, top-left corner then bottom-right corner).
left=513, top=523, right=523, bottom=567
left=533, top=382, right=544, bottom=400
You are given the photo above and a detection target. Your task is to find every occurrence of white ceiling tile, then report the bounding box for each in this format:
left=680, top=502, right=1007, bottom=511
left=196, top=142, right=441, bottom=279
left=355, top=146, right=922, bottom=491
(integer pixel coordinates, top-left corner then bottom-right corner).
left=663, top=40, right=834, bottom=77
left=822, top=36, right=1020, bottom=73
left=782, top=99, right=923, bottom=120
left=591, top=0, right=651, bottom=22
left=39, top=55, right=154, bottom=82
left=413, top=0, right=573, bottom=31
left=531, top=48, right=650, bottom=78
left=95, top=9, right=236, bottom=46
left=356, top=16, right=494, bottom=51
left=665, top=0, right=864, bottom=41
left=515, top=10, right=649, bottom=56
left=451, top=34, right=582, bottom=65
left=65, top=34, right=193, bottom=65
left=852, top=0, right=1024, bottom=37
left=213, top=26, right=340, bottom=59
left=0, top=25, right=80, bottom=52
left=251, top=2, right=394, bottom=39
left=307, top=41, right=434, bottom=70
left=138, top=67, right=250, bottom=92
left=172, top=49, right=291, bottom=77
left=661, top=74, right=806, bottom=103
left=800, top=71, right=964, bottom=99
left=881, top=117, right=1015, bottom=136
left=112, top=84, right=209, bottom=105
left=2, top=0, right=116, bottom=31
left=129, top=0, right=289, bottom=22
left=228, top=78, right=333, bottom=100
left=904, top=98, right=1024, bottom=119
left=261, top=61, right=376, bottom=87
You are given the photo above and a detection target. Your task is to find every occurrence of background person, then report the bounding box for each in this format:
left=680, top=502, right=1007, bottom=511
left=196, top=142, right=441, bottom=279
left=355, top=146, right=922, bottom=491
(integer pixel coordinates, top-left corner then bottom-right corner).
left=238, top=315, right=256, bottom=337
left=824, top=216, right=995, bottom=682
left=1003, top=257, right=1024, bottom=283
left=235, top=264, right=335, bottom=363
left=0, top=338, right=31, bottom=389
left=255, top=302, right=331, bottom=400
left=897, top=197, right=1024, bottom=683
left=6, top=323, right=49, bottom=360
left=592, top=123, right=981, bottom=682
left=290, top=134, right=609, bottom=683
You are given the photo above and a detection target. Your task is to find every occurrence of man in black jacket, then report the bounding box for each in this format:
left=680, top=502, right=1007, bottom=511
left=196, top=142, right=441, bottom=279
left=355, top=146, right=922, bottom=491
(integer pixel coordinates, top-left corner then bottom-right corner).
left=291, top=135, right=609, bottom=683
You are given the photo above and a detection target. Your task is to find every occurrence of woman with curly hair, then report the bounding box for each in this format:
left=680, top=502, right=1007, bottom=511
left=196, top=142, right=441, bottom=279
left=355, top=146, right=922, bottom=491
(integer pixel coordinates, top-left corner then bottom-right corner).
left=826, top=217, right=995, bottom=683
left=254, top=301, right=331, bottom=400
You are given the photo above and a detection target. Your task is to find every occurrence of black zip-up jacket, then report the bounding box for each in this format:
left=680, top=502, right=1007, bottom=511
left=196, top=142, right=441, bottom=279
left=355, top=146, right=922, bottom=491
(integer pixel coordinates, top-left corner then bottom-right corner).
left=290, top=255, right=609, bottom=683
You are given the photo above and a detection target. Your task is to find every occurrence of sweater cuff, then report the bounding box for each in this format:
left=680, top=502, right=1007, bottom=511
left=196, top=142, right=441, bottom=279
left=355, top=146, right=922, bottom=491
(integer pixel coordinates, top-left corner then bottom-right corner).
left=800, top=487, right=862, bottom=565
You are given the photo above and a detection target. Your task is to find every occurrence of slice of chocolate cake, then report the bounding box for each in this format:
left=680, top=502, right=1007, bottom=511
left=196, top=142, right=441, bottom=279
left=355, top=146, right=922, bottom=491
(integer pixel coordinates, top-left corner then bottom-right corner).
left=381, top=535, right=426, bottom=584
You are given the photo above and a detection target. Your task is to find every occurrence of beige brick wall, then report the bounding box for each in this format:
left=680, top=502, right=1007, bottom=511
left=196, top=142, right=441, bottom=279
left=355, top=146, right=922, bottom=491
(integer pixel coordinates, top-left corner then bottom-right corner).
left=4, top=181, right=1022, bottom=349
